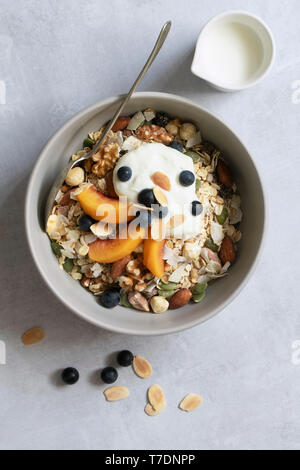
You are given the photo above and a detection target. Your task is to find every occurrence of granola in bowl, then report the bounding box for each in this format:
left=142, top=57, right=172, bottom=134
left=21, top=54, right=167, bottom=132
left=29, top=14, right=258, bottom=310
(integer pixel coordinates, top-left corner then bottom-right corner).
left=46, top=109, right=243, bottom=314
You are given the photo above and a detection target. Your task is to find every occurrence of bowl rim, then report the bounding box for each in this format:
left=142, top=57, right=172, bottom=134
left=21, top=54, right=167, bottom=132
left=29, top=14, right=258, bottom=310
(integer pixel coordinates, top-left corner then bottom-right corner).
left=25, top=91, right=267, bottom=336
left=191, top=9, right=276, bottom=92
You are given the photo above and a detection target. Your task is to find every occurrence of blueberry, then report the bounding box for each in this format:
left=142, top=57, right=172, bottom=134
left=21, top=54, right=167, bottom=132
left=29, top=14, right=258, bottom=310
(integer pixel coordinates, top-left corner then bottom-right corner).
left=169, top=141, right=183, bottom=152
left=79, top=215, right=95, bottom=232
left=191, top=201, right=203, bottom=216
left=153, top=112, right=169, bottom=128
left=117, top=166, right=132, bottom=182
left=153, top=205, right=169, bottom=219
left=61, top=367, right=79, bottom=385
left=101, top=367, right=118, bottom=384
left=100, top=289, right=121, bottom=309
left=117, top=350, right=134, bottom=367
left=138, top=189, right=156, bottom=208
left=134, top=210, right=152, bottom=228
left=179, top=171, right=195, bottom=187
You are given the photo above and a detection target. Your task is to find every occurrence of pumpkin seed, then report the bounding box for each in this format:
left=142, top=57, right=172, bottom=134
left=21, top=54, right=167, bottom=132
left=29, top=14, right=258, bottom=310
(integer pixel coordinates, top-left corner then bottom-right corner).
left=83, top=137, right=94, bottom=149
left=217, top=207, right=229, bottom=225
left=63, top=258, right=74, bottom=273
left=120, top=291, right=131, bottom=308
left=185, top=150, right=201, bottom=163
left=158, top=289, right=176, bottom=299
left=196, top=179, right=202, bottom=191
left=205, top=238, right=219, bottom=253
left=192, top=283, right=208, bottom=296
left=158, top=281, right=178, bottom=291
left=51, top=241, right=62, bottom=257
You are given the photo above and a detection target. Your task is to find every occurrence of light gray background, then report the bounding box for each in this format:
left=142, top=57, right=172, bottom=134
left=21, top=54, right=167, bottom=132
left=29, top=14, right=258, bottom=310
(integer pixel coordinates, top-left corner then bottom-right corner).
left=0, top=0, right=299, bottom=451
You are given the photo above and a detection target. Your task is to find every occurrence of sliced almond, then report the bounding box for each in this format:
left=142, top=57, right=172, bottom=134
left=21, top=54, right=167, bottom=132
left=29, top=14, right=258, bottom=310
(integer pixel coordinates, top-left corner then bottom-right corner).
left=167, top=214, right=185, bottom=229
left=133, top=355, right=153, bottom=378
left=145, top=403, right=160, bottom=416
left=90, top=222, right=114, bottom=239
left=104, top=386, right=130, bottom=402
left=153, top=186, right=168, bottom=207
left=148, top=385, right=166, bottom=412
left=151, top=172, right=171, bottom=191
left=22, top=327, right=45, bottom=346
left=179, top=394, right=203, bottom=412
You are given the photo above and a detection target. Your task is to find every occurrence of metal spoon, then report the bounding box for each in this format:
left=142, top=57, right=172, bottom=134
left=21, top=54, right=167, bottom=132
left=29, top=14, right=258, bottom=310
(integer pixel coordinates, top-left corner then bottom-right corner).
left=44, top=21, right=172, bottom=229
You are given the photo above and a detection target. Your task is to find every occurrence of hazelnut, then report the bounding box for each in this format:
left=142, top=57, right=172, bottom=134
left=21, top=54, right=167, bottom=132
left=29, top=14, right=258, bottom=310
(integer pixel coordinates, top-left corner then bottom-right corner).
left=180, top=123, right=197, bottom=141
left=150, top=296, right=169, bottom=314
left=65, top=167, right=85, bottom=187
left=166, top=122, right=179, bottom=136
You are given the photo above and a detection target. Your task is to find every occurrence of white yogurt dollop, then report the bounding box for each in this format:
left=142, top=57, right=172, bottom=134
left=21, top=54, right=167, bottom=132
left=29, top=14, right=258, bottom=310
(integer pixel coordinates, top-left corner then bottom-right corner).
left=113, top=143, right=204, bottom=240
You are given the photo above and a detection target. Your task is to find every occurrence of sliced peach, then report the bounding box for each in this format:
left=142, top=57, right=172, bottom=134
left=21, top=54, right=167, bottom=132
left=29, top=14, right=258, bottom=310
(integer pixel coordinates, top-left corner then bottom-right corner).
left=88, top=228, right=145, bottom=263
left=77, top=185, right=133, bottom=224
left=143, top=238, right=165, bottom=279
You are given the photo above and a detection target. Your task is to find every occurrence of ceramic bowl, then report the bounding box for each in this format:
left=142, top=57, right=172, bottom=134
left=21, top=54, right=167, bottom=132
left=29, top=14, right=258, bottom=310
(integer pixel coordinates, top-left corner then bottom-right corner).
left=25, top=92, right=266, bottom=335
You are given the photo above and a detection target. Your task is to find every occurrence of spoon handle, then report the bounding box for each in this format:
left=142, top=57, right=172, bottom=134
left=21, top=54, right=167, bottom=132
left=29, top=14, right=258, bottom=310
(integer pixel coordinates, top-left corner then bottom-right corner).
left=45, top=21, right=171, bottom=229
left=90, top=21, right=172, bottom=153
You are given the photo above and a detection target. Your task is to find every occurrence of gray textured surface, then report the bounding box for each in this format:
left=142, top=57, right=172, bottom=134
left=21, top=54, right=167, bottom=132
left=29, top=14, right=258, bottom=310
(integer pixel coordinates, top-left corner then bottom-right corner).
left=0, top=0, right=299, bottom=451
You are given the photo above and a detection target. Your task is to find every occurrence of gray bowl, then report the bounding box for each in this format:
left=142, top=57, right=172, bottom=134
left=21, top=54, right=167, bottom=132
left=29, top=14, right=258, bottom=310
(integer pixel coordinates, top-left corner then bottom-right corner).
left=25, top=92, right=266, bottom=335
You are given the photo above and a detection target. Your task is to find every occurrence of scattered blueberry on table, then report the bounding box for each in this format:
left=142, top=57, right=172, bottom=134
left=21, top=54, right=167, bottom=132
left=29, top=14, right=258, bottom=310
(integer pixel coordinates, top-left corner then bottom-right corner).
left=61, top=367, right=80, bottom=385
left=117, top=350, right=134, bottom=367
left=101, top=367, right=118, bottom=384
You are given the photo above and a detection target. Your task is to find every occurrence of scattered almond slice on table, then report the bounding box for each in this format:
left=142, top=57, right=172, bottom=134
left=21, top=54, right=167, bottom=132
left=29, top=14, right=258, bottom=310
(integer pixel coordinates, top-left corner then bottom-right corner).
left=104, top=386, right=130, bottom=402
left=133, top=355, right=153, bottom=378
left=22, top=327, right=45, bottom=346
left=148, top=384, right=166, bottom=413
left=144, top=403, right=160, bottom=417
left=179, top=394, right=203, bottom=412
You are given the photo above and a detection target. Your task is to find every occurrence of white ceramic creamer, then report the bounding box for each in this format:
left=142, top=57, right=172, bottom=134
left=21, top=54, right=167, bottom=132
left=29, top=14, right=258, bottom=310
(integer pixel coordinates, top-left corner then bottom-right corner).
left=192, top=11, right=275, bottom=92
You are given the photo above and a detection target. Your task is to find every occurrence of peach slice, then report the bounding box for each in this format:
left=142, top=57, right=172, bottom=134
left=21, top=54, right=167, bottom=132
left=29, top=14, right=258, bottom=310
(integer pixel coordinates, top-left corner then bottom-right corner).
left=143, top=238, right=166, bottom=279
left=77, top=185, right=133, bottom=224
left=88, top=228, right=145, bottom=263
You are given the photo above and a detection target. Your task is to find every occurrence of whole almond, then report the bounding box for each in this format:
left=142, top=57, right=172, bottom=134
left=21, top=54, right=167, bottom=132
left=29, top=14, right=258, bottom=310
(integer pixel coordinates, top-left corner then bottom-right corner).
left=22, top=327, right=45, bottom=346
left=169, top=289, right=192, bottom=310
left=219, top=236, right=236, bottom=265
left=104, top=386, right=130, bottom=402
left=217, top=160, right=233, bottom=188
left=112, top=116, right=131, bottom=132
left=105, top=170, right=118, bottom=198
left=179, top=394, right=203, bottom=412
left=151, top=172, right=171, bottom=191
left=133, top=355, right=153, bottom=378
left=111, top=255, right=133, bottom=279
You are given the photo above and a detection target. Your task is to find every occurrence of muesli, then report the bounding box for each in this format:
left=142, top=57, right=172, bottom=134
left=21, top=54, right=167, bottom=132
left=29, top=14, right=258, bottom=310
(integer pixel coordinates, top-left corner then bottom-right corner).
left=46, top=109, right=243, bottom=313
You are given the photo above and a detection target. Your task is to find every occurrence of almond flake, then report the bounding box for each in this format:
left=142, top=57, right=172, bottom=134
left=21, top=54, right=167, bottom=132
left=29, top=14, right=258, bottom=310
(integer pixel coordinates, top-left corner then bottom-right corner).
left=104, top=386, right=130, bottom=402
left=148, top=385, right=166, bottom=412
left=145, top=403, right=160, bottom=416
left=22, top=327, right=45, bottom=346
left=133, top=355, right=153, bottom=379
left=151, top=172, right=171, bottom=191
left=167, top=214, right=185, bottom=229
left=153, top=186, right=168, bottom=207
left=179, top=394, right=203, bottom=412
